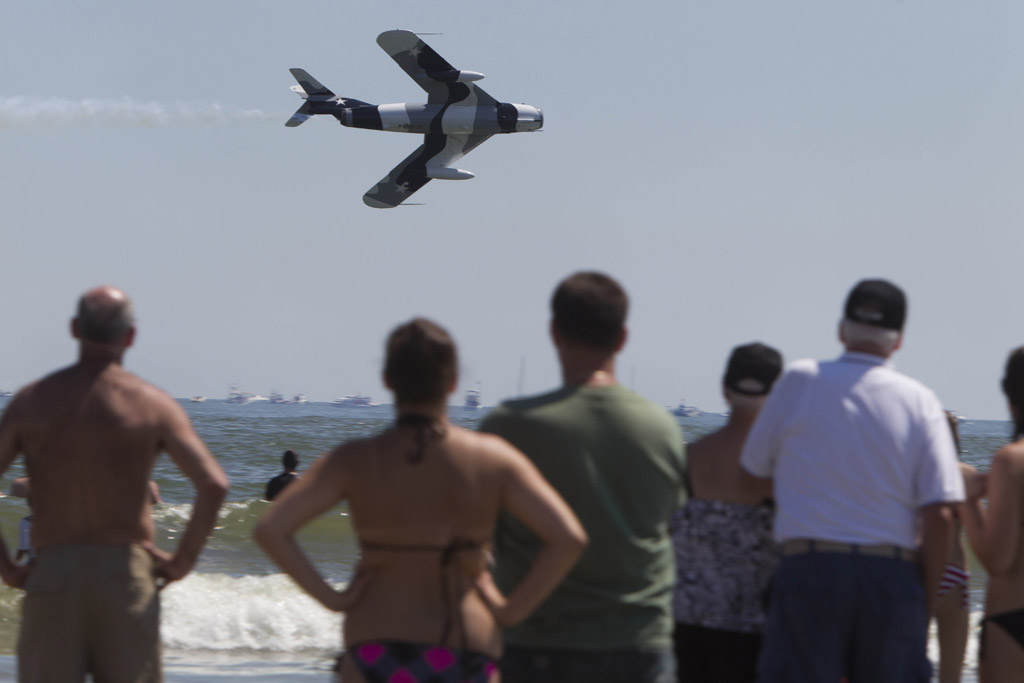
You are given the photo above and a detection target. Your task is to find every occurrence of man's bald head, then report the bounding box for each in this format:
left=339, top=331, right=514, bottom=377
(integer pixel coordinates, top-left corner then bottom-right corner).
left=75, top=286, right=136, bottom=344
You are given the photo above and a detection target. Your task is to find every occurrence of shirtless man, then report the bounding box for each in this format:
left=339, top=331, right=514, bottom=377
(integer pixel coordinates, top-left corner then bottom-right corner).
left=0, top=285, right=230, bottom=682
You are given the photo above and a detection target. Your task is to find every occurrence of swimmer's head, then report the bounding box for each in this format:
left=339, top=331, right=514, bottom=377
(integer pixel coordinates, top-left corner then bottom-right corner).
left=74, top=286, right=136, bottom=344
left=384, top=318, right=457, bottom=405
left=551, top=272, right=628, bottom=352
left=1002, top=346, right=1024, bottom=440
left=282, top=450, right=299, bottom=471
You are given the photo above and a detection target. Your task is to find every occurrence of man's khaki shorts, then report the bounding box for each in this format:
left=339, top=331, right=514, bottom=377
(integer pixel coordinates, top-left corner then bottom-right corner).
left=18, top=544, right=161, bottom=682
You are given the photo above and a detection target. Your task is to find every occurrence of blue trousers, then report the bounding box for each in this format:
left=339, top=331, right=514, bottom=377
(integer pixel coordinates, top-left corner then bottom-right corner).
left=502, top=644, right=676, bottom=683
left=757, top=552, right=931, bottom=683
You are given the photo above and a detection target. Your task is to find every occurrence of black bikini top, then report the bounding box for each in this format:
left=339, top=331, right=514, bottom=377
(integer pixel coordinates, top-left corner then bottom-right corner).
left=360, top=536, right=485, bottom=649
left=360, top=415, right=477, bottom=646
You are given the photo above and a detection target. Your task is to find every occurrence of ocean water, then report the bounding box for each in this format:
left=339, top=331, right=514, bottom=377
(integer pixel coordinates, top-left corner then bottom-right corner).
left=0, top=398, right=1008, bottom=681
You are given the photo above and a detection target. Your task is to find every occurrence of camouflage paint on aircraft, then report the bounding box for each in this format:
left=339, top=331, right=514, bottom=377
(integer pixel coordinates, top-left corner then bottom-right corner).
left=286, top=30, right=543, bottom=208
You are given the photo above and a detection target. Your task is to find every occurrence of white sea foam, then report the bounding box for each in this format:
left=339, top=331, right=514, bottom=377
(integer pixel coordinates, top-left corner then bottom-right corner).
left=0, top=96, right=273, bottom=129
left=161, top=573, right=343, bottom=653
left=154, top=500, right=252, bottom=524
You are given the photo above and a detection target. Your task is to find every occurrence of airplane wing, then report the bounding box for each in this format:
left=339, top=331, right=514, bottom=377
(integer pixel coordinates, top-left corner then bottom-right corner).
left=376, top=30, right=497, bottom=107
left=363, top=132, right=493, bottom=208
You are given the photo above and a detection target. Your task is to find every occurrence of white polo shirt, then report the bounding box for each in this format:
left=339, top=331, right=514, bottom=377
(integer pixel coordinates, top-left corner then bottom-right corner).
left=741, top=351, right=965, bottom=549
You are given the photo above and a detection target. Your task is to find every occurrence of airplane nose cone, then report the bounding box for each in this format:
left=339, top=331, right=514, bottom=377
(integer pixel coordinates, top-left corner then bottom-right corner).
left=536, top=108, right=543, bottom=129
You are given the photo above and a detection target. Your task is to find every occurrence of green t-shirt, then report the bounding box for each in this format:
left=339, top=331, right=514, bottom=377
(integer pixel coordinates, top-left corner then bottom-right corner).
left=480, top=384, right=687, bottom=650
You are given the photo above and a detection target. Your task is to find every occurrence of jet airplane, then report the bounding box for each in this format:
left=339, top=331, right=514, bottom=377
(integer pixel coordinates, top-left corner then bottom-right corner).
left=286, top=30, right=543, bottom=208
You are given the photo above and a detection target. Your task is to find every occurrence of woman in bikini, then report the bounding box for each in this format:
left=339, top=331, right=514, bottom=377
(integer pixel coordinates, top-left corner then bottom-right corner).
left=962, top=346, right=1024, bottom=682
left=254, top=318, right=586, bottom=683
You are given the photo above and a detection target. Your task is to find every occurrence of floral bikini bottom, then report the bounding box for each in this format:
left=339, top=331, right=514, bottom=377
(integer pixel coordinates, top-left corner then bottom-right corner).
left=344, top=640, right=498, bottom=683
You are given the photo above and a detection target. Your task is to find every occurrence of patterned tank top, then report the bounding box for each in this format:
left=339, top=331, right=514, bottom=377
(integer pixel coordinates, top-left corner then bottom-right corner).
left=670, top=499, right=778, bottom=633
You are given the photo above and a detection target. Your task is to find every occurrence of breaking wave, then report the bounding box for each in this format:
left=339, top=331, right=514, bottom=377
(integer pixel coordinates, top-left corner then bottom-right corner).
left=161, top=572, right=344, bottom=653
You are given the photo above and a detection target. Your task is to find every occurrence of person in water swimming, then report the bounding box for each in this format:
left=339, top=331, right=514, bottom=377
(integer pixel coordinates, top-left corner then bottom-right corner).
left=264, top=449, right=299, bottom=501
left=962, top=346, right=1024, bottom=682
left=254, top=318, right=586, bottom=683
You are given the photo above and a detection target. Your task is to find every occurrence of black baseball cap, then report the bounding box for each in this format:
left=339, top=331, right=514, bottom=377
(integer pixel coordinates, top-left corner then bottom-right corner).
left=844, top=279, right=906, bottom=331
left=724, top=343, right=783, bottom=396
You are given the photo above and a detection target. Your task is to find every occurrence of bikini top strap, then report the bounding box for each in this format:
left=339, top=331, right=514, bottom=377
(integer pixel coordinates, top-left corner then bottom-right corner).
left=360, top=540, right=445, bottom=553
left=436, top=537, right=482, bottom=651
left=394, top=413, right=447, bottom=464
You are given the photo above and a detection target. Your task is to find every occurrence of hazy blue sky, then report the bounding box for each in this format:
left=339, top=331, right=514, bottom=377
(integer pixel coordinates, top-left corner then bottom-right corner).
left=2, top=2, right=1022, bottom=418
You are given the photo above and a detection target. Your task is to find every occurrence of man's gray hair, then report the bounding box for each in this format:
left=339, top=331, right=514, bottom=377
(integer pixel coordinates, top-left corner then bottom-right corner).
left=76, top=292, right=136, bottom=343
left=840, top=319, right=900, bottom=356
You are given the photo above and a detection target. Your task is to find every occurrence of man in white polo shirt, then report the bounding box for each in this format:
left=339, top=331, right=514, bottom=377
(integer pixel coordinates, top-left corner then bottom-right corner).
left=740, top=279, right=965, bottom=683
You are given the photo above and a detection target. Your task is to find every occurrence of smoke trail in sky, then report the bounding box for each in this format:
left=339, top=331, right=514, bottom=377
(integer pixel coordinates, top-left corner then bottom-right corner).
left=0, top=96, right=274, bottom=129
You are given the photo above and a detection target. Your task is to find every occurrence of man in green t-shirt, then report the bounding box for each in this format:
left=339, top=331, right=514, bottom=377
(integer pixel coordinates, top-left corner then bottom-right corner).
left=480, top=271, right=688, bottom=683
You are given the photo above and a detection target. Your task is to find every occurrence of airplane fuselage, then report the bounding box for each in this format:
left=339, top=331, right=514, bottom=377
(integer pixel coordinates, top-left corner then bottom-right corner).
left=286, top=30, right=542, bottom=206
left=306, top=100, right=543, bottom=135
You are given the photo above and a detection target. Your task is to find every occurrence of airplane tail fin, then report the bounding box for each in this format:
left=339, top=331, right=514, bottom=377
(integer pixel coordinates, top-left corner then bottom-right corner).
left=285, top=69, right=374, bottom=127
left=286, top=69, right=336, bottom=127
left=289, top=68, right=335, bottom=99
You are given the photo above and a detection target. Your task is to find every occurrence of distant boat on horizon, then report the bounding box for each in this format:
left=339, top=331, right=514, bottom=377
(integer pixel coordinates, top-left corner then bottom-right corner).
left=464, top=387, right=481, bottom=409
left=226, top=386, right=251, bottom=404
left=671, top=399, right=703, bottom=418
left=189, top=396, right=206, bottom=403
left=332, top=394, right=378, bottom=407
left=227, top=386, right=269, bottom=404
left=270, top=391, right=308, bottom=404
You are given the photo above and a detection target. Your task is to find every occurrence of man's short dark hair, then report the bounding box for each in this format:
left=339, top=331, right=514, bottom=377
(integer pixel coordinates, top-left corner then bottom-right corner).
left=551, top=272, right=628, bottom=351
left=76, top=292, right=135, bottom=343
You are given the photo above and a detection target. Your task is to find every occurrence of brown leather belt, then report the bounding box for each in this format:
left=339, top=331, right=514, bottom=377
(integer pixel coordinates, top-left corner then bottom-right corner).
left=781, top=539, right=917, bottom=563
